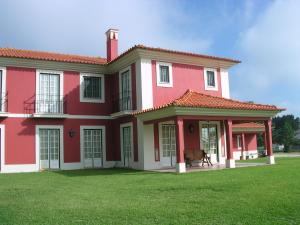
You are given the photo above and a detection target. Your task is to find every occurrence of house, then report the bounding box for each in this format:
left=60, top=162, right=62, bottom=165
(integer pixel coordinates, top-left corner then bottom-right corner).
left=0, top=28, right=283, bottom=173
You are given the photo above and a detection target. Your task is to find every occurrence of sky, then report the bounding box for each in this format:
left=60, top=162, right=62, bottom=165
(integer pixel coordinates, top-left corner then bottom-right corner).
left=0, top=0, right=299, bottom=116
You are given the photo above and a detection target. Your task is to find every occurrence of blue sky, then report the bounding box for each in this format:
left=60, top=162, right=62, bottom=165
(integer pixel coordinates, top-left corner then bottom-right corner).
left=0, top=0, right=299, bottom=116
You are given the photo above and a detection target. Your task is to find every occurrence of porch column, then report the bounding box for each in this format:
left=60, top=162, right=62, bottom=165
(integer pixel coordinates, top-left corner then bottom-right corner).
left=264, top=119, right=275, bottom=164
left=175, top=117, right=186, bottom=173
left=241, top=133, right=246, bottom=160
left=225, top=119, right=235, bottom=168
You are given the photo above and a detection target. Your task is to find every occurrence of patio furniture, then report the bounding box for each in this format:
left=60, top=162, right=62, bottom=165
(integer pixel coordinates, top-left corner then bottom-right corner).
left=184, top=149, right=213, bottom=167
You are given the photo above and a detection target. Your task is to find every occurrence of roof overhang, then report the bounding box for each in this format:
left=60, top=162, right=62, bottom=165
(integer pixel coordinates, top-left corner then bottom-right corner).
left=232, top=127, right=265, bottom=133
left=135, top=106, right=281, bottom=123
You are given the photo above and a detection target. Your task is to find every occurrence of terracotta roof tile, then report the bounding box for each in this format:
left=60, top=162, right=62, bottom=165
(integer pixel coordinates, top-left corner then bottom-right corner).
left=109, top=44, right=241, bottom=64
left=135, top=90, right=284, bottom=115
left=0, top=48, right=106, bottom=65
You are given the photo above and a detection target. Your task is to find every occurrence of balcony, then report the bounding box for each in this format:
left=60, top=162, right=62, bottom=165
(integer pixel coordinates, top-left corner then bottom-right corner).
left=32, top=94, right=68, bottom=118
left=0, top=92, right=8, bottom=117
left=112, top=91, right=132, bottom=115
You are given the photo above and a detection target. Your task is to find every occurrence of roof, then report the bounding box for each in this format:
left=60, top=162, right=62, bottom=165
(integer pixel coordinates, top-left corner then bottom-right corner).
left=135, top=90, right=284, bottom=115
left=109, top=44, right=241, bottom=64
left=233, top=122, right=265, bottom=129
left=0, top=48, right=107, bottom=65
left=0, top=45, right=240, bottom=66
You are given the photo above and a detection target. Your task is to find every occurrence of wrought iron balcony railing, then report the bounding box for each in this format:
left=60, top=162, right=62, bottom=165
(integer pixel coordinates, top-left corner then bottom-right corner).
left=112, top=92, right=132, bottom=113
left=35, top=94, right=65, bottom=114
left=0, top=92, right=8, bottom=113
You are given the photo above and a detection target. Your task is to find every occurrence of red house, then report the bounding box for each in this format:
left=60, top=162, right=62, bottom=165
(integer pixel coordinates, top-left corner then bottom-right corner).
left=0, top=29, right=283, bottom=173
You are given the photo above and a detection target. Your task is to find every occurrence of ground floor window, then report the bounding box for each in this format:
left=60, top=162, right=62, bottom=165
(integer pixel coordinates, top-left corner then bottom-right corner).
left=237, top=135, right=242, bottom=149
left=201, top=124, right=218, bottom=155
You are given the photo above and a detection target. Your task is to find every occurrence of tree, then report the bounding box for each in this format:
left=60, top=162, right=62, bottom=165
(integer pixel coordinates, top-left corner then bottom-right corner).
left=272, top=114, right=300, bottom=152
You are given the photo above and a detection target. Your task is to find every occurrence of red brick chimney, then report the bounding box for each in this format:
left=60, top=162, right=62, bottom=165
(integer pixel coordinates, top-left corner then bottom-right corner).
left=106, top=28, right=119, bottom=62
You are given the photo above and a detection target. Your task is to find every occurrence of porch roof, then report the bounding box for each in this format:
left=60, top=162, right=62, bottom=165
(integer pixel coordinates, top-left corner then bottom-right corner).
left=134, top=90, right=284, bottom=122
left=232, top=122, right=265, bottom=133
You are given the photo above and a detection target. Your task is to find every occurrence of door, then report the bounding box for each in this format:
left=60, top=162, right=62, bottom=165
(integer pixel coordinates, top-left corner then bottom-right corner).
left=160, top=124, right=177, bottom=167
left=39, top=73, right=60, bottom=113
left=83, top=129, right=104, bottom=168
left=201, top=124, right=219, bottom=163
left=122, top=126, right=132, bottom=167
left=120, top=70, right=131, bottom=111
left=39, top=129, right=60, bottom=169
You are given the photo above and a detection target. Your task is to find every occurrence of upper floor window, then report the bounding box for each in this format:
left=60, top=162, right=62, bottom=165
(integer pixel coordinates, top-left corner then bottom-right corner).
left=156, top=62, right=173, bottom=87
left=80, top=73, right=105, bottom=103
left=204, top=68, right=218, bottom=91
left=119, top=67, right=132, bottom=111
left=36, top=70, right=64, bottom=114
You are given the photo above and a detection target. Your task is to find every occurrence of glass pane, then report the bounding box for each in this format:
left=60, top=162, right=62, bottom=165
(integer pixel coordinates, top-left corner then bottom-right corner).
left=83, top=76, right=101, bottom=99
left=207, top=71, right=215, bottom=87
left=159, top=65, right=169, bottom=83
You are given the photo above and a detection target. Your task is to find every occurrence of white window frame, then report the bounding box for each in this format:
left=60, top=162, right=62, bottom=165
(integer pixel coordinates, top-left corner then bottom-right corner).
left=35, top=69, right=64, bottom=113
left=156, top=62, right=173, bottom=87
left=204, top=68, right=218, bottom=91
left=120, top=122, right=133, bottom=166
left=0, top=67, right=7, bottom=112
left=80, top=125, right=106, bottom=167
left=35, top=125, right=64, bottom=170
left=80, top=73, right=105, bottom=103
left=237, top=135, right=242, bottom=150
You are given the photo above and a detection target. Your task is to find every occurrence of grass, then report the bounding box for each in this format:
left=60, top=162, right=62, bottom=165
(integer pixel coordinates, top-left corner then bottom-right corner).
left=0, top=158, right=300, bottom=225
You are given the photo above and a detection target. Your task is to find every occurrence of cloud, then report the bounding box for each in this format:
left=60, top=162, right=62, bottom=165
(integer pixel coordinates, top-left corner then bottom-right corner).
left=0, top=0, right=211, bottom=56
left=232, top=0, right=300, bottom=116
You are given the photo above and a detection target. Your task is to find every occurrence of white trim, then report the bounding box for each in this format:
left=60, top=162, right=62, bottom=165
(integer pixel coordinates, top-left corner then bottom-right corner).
left=226, top=159, right=235, bottom=168
left=119, top=66, right=132, bottom=111
left=0, top=124, right=5, bottom=172
left=35, top=125, right=64, bottom=171
left=204, top=68, right=218, bottom=91
left=80, top=73, right=105, bottom=103
left=80, top=125, right=106, bottom=168
left=220, top=69, right=230, bottom=98
left=156, top=62, right=173, bottom=87
left=120, top=122, right=134, bottom=167
left=267, top=155, right=275, bottom=164
left=0, top=113, right=111, bottom=119
left=0, top=66, right=7, bottom=112
left=199, top=121, right=222, bottom=163
left=176, top=162, right=186, bottom=173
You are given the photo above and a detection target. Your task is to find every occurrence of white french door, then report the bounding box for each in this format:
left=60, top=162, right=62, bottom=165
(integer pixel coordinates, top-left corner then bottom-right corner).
left=38, top=73, right=60, bottom=113
left=160, top=124, right=177, bottom=167
left=120, top=70, right=131, bottom=111
left=83, top=129, right=104, bottom=168
left=121, top=126, right=132, bottom=167
left=39, top=129, right=60, bottom=169
left=200, top=123, right=219, bottom=163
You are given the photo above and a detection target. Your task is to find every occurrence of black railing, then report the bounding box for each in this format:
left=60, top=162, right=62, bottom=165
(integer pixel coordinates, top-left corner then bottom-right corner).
left=0, top=92, right=8, bottom=112
left=35, top=94, right=65, bottom=114
left=112, top=91, right=132, bottom=113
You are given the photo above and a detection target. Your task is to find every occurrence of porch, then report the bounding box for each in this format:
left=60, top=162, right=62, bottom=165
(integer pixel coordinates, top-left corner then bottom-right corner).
left=135, top=90, right=283, bottom=173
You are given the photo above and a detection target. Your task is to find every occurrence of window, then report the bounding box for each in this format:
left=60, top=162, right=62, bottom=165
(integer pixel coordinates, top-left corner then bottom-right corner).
left=80, top=73, right=104, bottom=103
left=237, top=135, right=242, bottom=150
left=161, top=124, right=176, bottom=157
left=156, top=62, right=173, bottom=87
left=36, top=70, right=63, bottom=114
left=120, top=69, right=131, bottom=111
left=204, top=68, right=218, bottom=91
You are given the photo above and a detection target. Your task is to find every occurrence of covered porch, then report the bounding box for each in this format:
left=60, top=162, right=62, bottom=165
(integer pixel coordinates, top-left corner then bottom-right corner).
left=135, top=90, right=283, bottom=173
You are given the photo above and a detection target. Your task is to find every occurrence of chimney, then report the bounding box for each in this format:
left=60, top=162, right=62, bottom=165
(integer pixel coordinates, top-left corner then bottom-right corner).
left=106, top=28, right=119, bottom=62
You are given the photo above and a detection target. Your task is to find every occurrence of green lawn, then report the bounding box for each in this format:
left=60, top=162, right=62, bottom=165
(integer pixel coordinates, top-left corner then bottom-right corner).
left=0, top=158, right=300, bottom=225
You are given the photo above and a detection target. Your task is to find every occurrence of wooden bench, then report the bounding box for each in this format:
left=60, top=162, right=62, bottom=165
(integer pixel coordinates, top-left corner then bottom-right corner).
left=184, top=149, right=213, bottom=167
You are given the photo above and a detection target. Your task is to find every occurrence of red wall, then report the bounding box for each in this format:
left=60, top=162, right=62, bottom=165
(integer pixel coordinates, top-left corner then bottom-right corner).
left=233, top=133, right=257, bottom=151
left=152, top=61, right=222, bottom=107
left=184, top=120, right=200, bottom=150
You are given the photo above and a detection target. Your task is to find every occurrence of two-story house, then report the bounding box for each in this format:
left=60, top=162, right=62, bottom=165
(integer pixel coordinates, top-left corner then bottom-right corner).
left=0, top=29, right=283, bottom=173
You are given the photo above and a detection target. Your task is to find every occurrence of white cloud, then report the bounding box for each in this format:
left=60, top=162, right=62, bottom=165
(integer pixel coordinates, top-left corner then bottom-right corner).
left=232, top=0, right=300, bottom=115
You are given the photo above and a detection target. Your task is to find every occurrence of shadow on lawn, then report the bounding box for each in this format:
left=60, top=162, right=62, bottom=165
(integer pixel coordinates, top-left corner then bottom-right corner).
left=52, top=168, right=158, bottom=177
